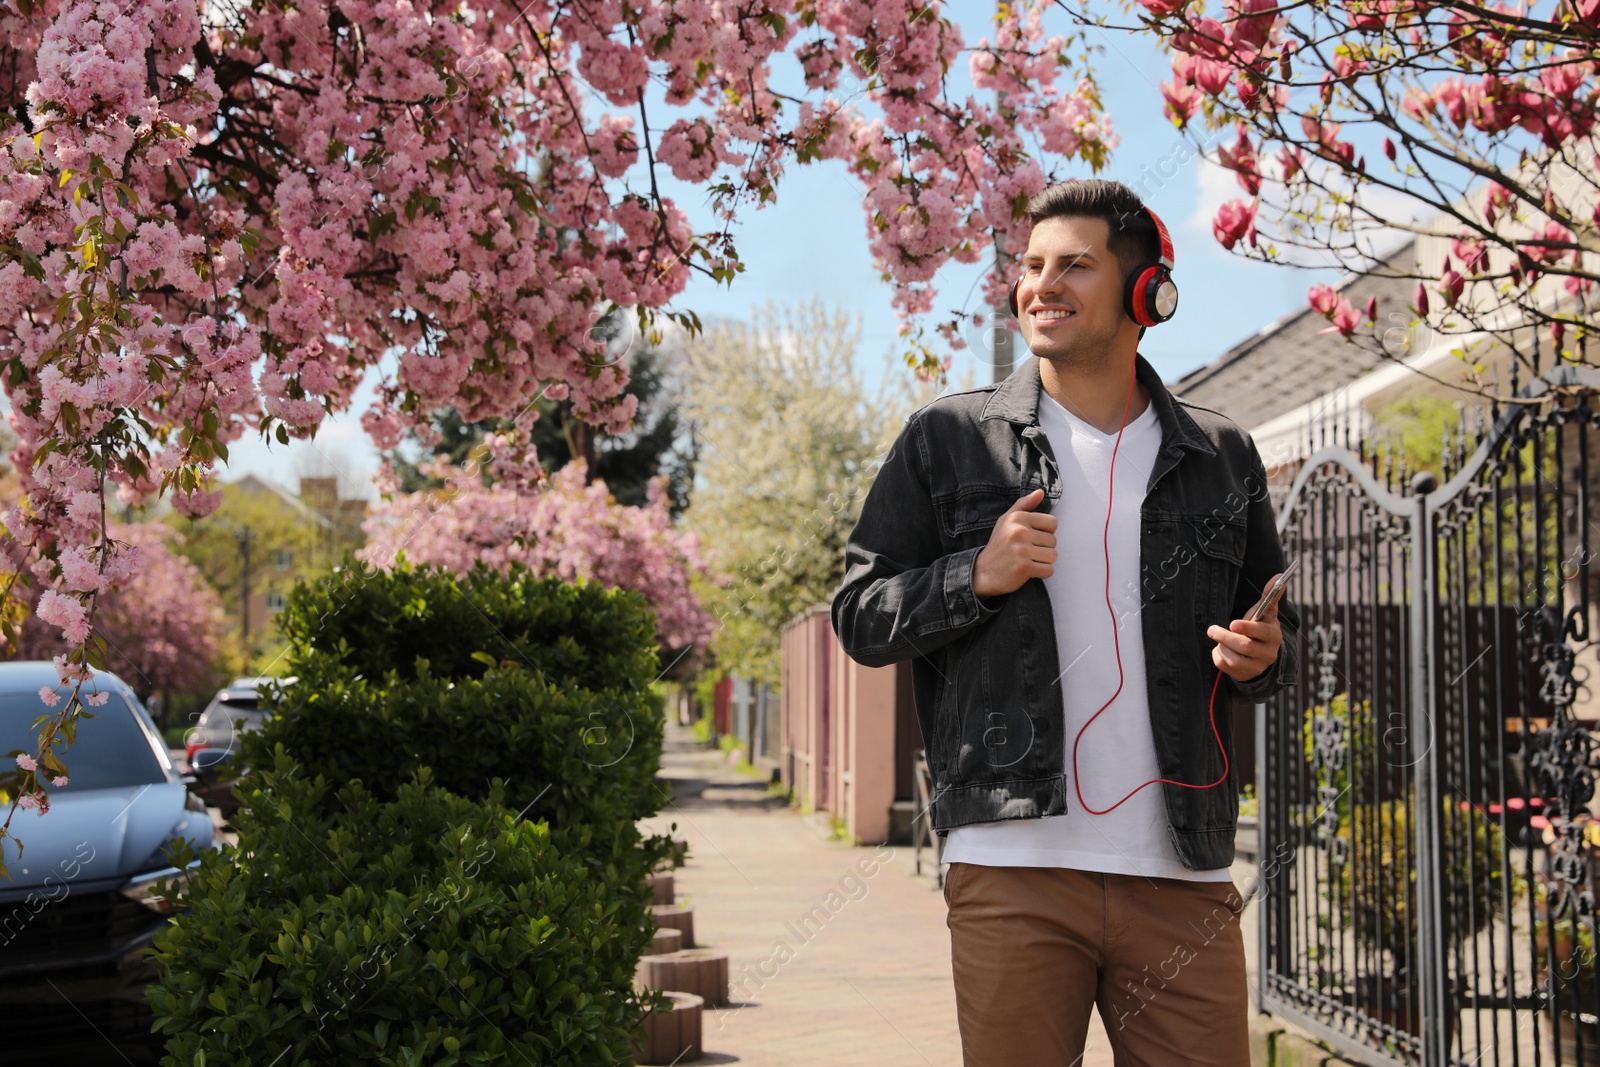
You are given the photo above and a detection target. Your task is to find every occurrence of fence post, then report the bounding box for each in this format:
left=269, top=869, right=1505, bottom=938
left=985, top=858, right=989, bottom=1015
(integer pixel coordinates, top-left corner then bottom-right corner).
left=1255, top=695, right=1269, bottom=1014
left=1410, top=470, right=1446, bottom=1065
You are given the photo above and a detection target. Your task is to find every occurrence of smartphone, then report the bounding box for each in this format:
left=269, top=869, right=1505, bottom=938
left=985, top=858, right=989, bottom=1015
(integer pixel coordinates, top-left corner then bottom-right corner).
left=1246, top=557, right=1299, bottom=623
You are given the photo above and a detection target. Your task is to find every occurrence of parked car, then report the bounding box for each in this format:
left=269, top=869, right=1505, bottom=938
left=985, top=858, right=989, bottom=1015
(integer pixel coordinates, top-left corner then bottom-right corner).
left=184, top=676, right=292, bottom=817
left=0, top=662, right=216, bottom=1060
left=182, top=682, right=268, bottom=765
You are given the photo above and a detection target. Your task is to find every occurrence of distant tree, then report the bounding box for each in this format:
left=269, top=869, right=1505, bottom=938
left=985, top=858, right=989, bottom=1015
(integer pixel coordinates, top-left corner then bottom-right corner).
left=1371, top=394, right=1461, bottom=480
left=680, top=300, right=944, bottom=685
left=361, top=458, right=713, bottom=656
left=166, top=480, right=325, bottom=651
left=15, top=524, right=227, bottom=706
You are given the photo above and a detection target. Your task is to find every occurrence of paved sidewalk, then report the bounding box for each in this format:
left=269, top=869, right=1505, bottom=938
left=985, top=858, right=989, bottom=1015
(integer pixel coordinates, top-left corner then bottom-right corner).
left=639, top=722, right=1262, bottom=1066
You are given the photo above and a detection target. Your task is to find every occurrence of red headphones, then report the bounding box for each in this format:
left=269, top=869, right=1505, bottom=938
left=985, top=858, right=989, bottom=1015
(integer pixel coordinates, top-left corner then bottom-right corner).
left=1006, top=204, right=1179, bottom=328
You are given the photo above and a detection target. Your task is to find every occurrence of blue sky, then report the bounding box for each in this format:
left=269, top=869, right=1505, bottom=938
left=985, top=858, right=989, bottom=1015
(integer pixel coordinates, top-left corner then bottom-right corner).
left=228, top=3, right=1347, bottom=499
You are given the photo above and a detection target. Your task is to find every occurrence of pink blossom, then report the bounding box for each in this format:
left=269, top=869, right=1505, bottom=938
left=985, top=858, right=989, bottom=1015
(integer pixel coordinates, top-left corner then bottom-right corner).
left=1212, top=199, right=1258, bottom=251
left=1216, top=126, right=1262, bottom=194
left=1164, top=81, right=1203, bottom=127
left=14, top=525, right=225, bottom=698
left=16, top=753, right=37, bottom=772
left=1308, top=284, right=1340, bottom=316
left=1439, top=270, right=1465, bottom=307
left=36, top=590, right=91, bottom=645
left=362, top=459, right=713, bottom=650
left=1318, top=300, right=1361, bottom=337
left=1193, top=58, right=1234, bottom=96
left=1452, top=239, right=1489, bottom=275
left=1279, top=147, right=1305, bottom=180
left=38, top=686, right=59, bottom=707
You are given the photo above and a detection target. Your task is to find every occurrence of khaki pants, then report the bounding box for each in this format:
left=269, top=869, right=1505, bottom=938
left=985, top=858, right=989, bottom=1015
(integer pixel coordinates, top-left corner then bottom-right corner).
left=944, top=862, right=1251, bottom=1066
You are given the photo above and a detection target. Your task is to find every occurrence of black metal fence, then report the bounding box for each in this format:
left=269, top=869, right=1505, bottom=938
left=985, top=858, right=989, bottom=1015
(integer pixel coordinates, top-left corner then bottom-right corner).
left=1258, top=361, right=1600, bottom=1066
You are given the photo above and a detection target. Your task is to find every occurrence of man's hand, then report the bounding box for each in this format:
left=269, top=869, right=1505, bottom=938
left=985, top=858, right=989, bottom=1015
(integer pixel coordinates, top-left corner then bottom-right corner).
left=973, top=488, right=1056, bottom=599
left=1207, top=571, right=1284, bottom=683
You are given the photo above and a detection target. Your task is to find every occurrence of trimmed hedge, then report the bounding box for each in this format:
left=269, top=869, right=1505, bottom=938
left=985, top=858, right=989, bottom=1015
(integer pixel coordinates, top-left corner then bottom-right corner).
left=245, top=560, right=671, bottom=875
left=242, top=660, right=668, bottom=877
left=273, top=558, right=660, bottom=695
left=152, top=561, right=678, bottom=1063
left=149, top=755, right=652, bottom=1065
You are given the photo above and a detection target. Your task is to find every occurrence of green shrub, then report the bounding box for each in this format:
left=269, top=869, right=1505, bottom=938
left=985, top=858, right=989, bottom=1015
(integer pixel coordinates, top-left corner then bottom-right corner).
left=1331, top=793, right=1506, bottom=981
left=149, top=752, right=658, bottom=1065
left=248, top=559, right=673, bottom=873
left=1306, top=693, right=1506, bottom=983
left=275, top=558, right=660, bottom=695
left=243, top=661, right=668, bottom=870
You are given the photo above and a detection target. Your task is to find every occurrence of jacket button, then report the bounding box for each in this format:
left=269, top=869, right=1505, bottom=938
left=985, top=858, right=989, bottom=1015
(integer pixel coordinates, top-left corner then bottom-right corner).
left=966, top=508, right=980, bottom=522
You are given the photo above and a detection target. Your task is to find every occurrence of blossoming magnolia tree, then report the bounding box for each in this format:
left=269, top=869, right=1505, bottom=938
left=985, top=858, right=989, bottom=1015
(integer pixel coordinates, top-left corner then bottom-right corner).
left=0, top=0, right=1116, bottom=865
left=361, top=458, right=715, bottom=656
left=1091, top=0, right=1598, bottom=370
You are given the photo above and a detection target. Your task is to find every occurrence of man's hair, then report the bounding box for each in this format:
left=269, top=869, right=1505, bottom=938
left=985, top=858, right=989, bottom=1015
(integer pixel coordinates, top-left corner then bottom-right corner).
left=1025, top=179, right=1161, bottom=285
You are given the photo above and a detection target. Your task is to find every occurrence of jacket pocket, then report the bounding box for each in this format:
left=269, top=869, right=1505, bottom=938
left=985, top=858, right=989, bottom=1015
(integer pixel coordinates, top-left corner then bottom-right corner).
left=938, top=486, right=1028, bottom=549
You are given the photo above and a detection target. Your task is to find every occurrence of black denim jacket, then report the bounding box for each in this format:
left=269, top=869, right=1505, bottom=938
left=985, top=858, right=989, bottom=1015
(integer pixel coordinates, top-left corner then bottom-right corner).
left=830, top=353, right=1300, bottom=870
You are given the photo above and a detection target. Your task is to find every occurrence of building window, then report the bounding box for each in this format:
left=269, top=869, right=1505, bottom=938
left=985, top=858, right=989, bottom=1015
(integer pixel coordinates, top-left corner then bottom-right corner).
left=265, top=590, right=288, bottom=613
left=272, top=549, right=293, bottom=570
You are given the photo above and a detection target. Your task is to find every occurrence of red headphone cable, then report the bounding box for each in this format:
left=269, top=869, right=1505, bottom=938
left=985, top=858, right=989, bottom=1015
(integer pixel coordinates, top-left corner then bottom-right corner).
left=1070, top=354, right=1229, bottom=816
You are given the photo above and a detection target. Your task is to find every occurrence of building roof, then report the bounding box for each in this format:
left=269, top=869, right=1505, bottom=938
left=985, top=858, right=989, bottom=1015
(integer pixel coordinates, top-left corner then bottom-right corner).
left=1168, top=241, right=1420, bottom=434
left=230, top=473, right=333, bottom=529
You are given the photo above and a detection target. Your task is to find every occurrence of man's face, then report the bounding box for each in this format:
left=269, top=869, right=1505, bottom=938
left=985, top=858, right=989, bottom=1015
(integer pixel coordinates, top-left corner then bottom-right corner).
left=1014, top=215, right=1139, bottom=367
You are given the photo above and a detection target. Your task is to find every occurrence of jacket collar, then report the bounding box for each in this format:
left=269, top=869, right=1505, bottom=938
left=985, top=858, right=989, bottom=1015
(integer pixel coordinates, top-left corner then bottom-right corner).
left=980, top=352, right=1217, bottom=456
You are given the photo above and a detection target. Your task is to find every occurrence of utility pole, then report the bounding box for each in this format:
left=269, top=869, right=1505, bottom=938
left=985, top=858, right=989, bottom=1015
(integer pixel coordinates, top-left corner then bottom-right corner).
left=235, top=525, right=254, bottom=654
left=991, top=11, right=1015, bottom=385
left=992, top=232, right=1015, bottom=383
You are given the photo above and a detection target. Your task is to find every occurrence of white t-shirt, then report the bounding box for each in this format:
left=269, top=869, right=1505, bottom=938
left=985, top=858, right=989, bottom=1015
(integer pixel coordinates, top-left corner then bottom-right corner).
left=940, top=386, right=1232, bottom=882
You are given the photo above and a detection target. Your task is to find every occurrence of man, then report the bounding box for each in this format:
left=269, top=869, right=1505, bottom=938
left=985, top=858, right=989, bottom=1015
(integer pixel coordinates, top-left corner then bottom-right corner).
left=830, top=179, right=1299, bottom=1065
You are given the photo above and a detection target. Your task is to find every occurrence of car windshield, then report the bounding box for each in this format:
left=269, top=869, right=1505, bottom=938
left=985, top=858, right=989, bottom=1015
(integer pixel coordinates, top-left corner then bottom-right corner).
left=0, top=689, right=165, bottom=791
left=211, top=695, right=258, bottom=721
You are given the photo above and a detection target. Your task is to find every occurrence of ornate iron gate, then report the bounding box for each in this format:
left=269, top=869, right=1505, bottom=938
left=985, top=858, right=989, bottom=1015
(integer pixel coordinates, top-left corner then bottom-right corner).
left=1258, top=363, right=1600, bottom=1066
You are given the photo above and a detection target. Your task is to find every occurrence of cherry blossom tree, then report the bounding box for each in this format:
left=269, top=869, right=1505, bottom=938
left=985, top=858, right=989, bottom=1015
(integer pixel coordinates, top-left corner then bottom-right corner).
left=360, top=457, right=714, bottom=655
left=15, top=523, right=227, bottom=705
left=0, top=0, right=1117, bottom=864
left=1079, top=0, right=1599, bottom=379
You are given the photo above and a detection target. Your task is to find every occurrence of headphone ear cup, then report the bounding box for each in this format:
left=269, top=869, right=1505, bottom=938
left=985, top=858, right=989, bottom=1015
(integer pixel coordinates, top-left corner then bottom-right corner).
left=1126, top=266, right=1159, bottom=327
left=1008, top=279, right=1020, bottom=319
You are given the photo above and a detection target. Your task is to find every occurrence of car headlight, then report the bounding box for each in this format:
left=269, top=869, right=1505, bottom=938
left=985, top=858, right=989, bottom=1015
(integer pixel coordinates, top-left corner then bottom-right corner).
left=122, top=822, right=208, bottom=913
left=120, top=861, right=197, bottom=915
